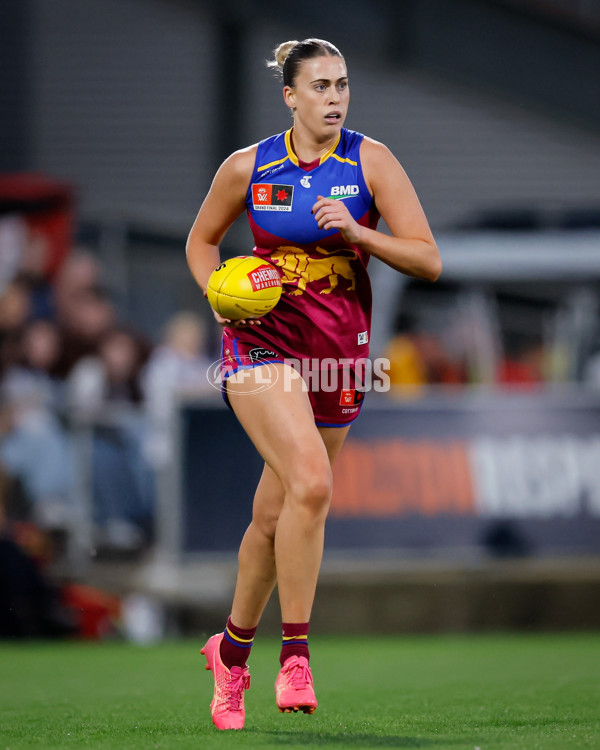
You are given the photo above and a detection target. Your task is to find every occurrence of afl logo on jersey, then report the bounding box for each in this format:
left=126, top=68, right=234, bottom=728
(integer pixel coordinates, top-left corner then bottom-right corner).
left=300, top=175, right=312, bottom=189
left=252, top=184, right=294, bottom=211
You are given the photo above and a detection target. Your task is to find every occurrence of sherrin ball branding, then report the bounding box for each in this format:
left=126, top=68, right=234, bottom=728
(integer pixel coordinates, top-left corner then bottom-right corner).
left=206, top=255, right=283, bottom=320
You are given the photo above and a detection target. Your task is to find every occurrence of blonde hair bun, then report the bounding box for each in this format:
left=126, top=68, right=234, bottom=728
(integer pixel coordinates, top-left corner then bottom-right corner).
left=267, top=40, right=298, bottom=73
left=266, top=39, right=343, bottom=86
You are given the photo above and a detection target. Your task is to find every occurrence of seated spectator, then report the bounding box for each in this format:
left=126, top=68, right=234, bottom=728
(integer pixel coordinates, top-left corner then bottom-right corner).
left=417, top=331, right=467, bottom=385
left=53, top=250, right=103, bottom=326
left=384, top=331, right=428, bottom=392
left=55, top=287, right=117, bottom=378
left=0, top=277, right=33, bottom=377
left=0, top=526, right=77, bottom=639
left=0, top=319, right=76, bottom=531
left=13, top=226, right=55, bottom=321
left=2, top=319, right=66, bottom=426
left=49, top=250, right=116, bottom=377
left=0, top=214, right=26, bottom=294
left=67, top=326, right=148, bottom=412
left=384, top=326, right=466, bottom=394
left=142, top=311, right=213, bottom=468
left=66, top=327, right=154, bottom=553
left=496, top=335, right=545, bottom=388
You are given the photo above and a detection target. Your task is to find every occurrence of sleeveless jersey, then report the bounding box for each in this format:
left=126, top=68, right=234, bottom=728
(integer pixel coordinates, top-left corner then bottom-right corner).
left=225, top=127, right=379, bottom=366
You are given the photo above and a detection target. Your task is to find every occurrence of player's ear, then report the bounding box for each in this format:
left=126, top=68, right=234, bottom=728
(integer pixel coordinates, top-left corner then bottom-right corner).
left=283, top=86, right=295, bottom=110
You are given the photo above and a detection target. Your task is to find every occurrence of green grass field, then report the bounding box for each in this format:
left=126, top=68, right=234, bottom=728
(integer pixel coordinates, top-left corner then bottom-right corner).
left=1, top=634, right=598, bottom=749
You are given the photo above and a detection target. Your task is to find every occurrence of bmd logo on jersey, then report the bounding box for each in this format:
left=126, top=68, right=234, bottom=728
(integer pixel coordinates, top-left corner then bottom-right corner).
left=330, top=185, right=359, bottom=199
left=252, top=184, right=294, bottom=211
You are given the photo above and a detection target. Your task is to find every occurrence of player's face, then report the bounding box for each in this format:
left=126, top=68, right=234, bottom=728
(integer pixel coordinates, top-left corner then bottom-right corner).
left=284, top=55, right=349, bottom=141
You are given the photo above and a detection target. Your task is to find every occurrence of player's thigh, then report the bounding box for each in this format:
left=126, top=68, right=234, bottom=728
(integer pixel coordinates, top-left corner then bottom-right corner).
left=318, top=425, right=351, bottom=465
left=227, top=363, right=331, bottom=494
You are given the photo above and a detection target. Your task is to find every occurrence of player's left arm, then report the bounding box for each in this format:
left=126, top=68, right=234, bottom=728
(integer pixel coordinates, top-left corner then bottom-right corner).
left=312, top=137, right=442, bottom=281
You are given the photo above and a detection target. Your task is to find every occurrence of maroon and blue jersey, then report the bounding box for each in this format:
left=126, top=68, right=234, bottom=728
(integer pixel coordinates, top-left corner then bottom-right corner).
left=222, top=127, right=380, bottom=424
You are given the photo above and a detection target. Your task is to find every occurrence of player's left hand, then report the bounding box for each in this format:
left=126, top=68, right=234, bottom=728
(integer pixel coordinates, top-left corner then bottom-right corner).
left=312, top=195, right=363, bottom=244
left=203, top=290, right=261, bottom=328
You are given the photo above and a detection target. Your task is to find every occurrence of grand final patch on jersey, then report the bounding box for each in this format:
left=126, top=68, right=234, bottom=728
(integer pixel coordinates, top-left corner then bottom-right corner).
left=252, top=183, right=294, bottom=212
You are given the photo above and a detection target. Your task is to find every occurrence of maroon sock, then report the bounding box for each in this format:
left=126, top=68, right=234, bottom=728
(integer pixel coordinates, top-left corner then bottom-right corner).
left=280, top=622, right=310, bottom=666
left=219, top=616, right=257, bottom=670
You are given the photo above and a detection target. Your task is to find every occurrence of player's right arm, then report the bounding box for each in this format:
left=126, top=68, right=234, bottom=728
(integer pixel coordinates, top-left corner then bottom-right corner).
left=186, top=146, right=257, bottom=294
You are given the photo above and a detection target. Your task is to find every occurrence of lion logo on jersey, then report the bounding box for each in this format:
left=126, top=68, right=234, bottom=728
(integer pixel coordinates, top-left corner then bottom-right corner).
left=269, top=246, right=357, bottom=296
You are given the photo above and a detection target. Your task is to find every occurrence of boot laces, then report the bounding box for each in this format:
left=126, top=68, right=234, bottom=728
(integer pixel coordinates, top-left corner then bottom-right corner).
left=285, top=659, right=311, bottom=690
left=226, top=668, right=250, bottom=711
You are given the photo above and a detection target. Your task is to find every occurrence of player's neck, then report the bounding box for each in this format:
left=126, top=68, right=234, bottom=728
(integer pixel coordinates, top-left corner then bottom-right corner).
left=289, top=126, right=339, bottom=164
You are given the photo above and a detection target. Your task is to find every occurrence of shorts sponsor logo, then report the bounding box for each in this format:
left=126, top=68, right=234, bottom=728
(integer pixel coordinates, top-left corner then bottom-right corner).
left=247, top=265, right=281, bottom=291
left=339, top=389, right=365, bottom=406
left=252, top=183, right=294, bottom=211
left=248, top=347, right=279, bottom=362
left=358, top=331, right=368, bottom=345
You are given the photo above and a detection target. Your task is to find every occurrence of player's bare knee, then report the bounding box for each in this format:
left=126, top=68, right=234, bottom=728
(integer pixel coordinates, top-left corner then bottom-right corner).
left=288, top=469, right=332, bottom=519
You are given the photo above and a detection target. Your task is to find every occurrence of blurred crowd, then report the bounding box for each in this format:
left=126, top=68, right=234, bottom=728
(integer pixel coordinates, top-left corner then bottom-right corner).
left=0, top=213, right=213, bottom=563
left=383, top=292, right=600, bottom=395
left=383, top=327, right=546, bottom=391
left=384, top=324, right=600, bottom=393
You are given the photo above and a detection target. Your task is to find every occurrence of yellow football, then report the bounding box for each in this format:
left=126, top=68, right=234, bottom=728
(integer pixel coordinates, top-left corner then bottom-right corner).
left=206, top=255, right=283, bottom=320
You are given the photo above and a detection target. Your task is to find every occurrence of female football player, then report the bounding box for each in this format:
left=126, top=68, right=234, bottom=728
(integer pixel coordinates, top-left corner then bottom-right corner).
left=186, top=37, right=441, bottom=730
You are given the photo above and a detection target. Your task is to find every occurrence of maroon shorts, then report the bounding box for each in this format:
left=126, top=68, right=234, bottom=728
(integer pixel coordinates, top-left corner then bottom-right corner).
left=220, top=330, right=365, bottom=427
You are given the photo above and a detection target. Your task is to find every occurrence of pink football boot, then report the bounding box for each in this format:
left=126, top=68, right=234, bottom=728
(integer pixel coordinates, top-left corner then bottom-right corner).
left=275, top=655, right=318, bottom=714
left=201, top=633, right=250, bottom=730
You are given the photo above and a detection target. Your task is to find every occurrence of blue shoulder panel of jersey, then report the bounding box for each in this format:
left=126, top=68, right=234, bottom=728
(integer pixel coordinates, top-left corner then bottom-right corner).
left=246, top=128, right=372, bottom=246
